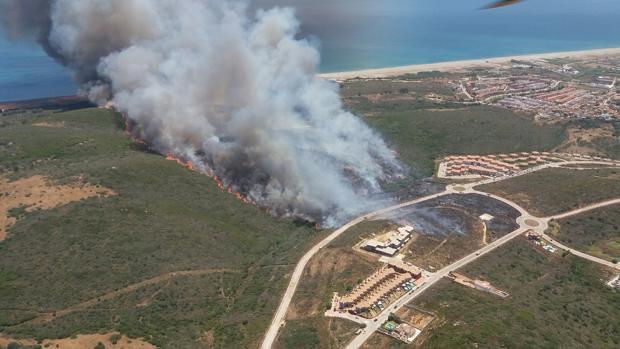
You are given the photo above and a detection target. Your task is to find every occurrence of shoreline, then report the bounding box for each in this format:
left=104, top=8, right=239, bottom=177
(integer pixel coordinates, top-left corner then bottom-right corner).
left=318, top=47, right=620, bottom=80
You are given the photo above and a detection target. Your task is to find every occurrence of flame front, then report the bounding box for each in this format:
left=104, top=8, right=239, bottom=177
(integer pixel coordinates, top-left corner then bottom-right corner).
left=122, top=114, right=258, bottom=207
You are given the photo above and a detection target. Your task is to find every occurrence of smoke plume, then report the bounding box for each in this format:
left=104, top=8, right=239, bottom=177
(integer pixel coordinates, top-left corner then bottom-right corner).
left=1, top=0, right=402, bottom=225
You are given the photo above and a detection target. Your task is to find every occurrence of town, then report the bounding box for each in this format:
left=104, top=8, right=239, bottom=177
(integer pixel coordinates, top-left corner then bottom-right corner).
left=453, top=57, right=619, bottom=122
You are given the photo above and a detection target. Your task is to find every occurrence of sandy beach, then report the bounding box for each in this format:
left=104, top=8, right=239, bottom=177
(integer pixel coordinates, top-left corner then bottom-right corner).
left=318, top=47, right=620, bottom=80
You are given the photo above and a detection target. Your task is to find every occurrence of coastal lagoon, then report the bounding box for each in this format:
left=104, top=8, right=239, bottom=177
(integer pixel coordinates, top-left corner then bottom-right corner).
left=2, top=0, right=620, bottom=101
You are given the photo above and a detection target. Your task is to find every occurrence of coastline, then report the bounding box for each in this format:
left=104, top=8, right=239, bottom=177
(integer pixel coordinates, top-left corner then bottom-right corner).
left=318, top=47, right=620, bottom=80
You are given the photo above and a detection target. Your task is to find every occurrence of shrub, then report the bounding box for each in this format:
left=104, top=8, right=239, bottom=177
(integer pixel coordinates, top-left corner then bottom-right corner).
left=109, top=334, right=121, bottom=345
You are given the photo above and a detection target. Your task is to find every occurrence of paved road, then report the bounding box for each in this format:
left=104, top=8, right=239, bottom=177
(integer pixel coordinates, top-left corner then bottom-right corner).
left=546, top=198, right=620, bottom=221
left=260, top=189, right=457, bottom=349
left=540, top=198, right=620, bottom=271
left=342, top=175, right=620, bottom=348
left=345, top=222, right=532, bottom=349
left=261, top=159, right=620, bottom=349
left=541, top=232, right=620, bottom=271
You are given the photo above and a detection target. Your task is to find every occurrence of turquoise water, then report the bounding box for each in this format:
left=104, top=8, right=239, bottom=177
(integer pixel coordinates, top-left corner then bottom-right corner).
left=2, top=0, right=620, bottom=101
left=308, top=0, right=620, bottom=72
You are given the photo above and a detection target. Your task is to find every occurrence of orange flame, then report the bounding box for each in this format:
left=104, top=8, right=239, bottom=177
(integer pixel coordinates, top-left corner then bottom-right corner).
left=121, top=112, right=260, bottom=209
left=121, top=113, right=146, bottom=145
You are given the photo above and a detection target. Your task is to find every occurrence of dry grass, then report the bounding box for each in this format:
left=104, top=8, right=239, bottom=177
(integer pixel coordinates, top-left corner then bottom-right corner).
left=0, top=333, right=154, bottom=349
left=0, top=175, right=115, bottom=240
left=32, top=121, right=65, bottom=128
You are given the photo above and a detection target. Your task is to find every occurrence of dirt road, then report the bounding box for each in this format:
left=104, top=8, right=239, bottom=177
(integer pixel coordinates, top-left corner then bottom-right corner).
left=22, top=268, right=239, bottom=325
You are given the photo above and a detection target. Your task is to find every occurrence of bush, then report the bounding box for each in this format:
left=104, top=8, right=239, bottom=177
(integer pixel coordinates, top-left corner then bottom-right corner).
left=109, top=334, right=121, bottom=345
left=7, top=343, right=21, bottom=349
left=94, top=343, right=105, bottom=349
left=388, top=313, right=403, bottom=323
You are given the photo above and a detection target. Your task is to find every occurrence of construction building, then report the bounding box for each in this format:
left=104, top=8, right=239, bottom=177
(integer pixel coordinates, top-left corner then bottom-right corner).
left=338, top=260, right=422, bottom=317
left=362, top=226, right=414, bottom=257
left=379, top=320, right=421, bottom=344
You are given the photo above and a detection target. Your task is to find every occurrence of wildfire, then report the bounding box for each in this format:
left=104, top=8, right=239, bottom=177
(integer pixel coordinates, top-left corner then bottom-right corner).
left=164, top=152, right=195, bottom=171
left=121, top=113, right=146, bottom=145
left=121, top=113, right=266, bottom=212
left=164, top=153, right=258, bottom=206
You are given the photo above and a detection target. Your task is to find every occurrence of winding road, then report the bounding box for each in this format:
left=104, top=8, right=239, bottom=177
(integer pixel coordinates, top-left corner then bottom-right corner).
left=541, top=199, right=620, bottom=271
left=261, top=160, right=620, bottom=349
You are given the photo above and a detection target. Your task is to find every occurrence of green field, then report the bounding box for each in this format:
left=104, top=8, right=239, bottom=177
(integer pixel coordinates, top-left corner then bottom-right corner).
left=591, top=121, right=620, bottom=160
left=0, top=108, right=321, bottom=348
left=359, top=106, right=564, bottom=178
left=478, top=168, right=620, bottom=217
left=340, top=79, right=455, bottom=98
left=552, top=205, right=620, bottom=263
left=410, top=238, right=620, bottom=349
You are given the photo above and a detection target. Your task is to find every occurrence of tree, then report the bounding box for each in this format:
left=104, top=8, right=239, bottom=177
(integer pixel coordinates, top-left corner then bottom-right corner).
left=94, top=343, right=106, bottom=349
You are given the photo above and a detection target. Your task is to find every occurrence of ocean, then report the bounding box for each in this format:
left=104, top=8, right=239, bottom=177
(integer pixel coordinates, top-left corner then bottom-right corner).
left=2, top=0, right=620, bottom=102
left=0, top=39, right=77, bottom=102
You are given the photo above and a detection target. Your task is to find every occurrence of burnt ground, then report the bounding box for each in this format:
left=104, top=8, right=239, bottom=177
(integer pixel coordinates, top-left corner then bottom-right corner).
left=378, top=193, right=521, bottom=270
left=388, top=193, right=520, bottom=239
left=381, top=177, right=446, bottom=202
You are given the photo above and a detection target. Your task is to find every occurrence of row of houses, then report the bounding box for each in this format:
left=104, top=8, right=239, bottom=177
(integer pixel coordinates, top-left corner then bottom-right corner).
left=438, top=151, right=619, bottom=179
left=339, top=260, right=423, bottom=315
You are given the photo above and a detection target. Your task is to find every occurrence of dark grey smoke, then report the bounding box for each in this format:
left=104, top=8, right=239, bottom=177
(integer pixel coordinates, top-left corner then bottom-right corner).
left=0, top=0, right=50, bottom=40
left=0, top=0, right=58, bottom=62
left=0, top=0, right=402, bottom=225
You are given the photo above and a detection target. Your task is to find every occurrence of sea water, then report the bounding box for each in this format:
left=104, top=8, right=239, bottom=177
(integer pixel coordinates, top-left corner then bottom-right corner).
left=1, top=0, right=620, bottom=102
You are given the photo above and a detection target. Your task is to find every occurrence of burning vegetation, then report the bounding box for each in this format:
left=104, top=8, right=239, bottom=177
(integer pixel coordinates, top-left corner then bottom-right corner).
left=122, top=111, right=261, bottom=208
left=2, top=0, right=403, bottom=225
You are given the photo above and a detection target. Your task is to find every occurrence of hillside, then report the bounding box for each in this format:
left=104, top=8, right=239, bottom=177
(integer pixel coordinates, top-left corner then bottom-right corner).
left=0, top=108, right=320, bottom=348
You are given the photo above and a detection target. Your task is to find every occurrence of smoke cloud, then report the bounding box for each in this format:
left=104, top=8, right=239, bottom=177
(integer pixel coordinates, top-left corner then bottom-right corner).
left=0, top=0, right=402, bottom=225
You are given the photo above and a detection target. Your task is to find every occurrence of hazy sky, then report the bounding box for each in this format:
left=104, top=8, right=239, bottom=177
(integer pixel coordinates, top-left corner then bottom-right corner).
left=253, top=0, right=620, bottom=46
left=255, top=0, right=620, bottom=16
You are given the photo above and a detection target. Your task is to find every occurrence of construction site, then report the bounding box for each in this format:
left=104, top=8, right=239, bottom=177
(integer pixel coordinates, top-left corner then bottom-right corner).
left=607, top=274, right=620, bottom=289
left=378, top=319, right=421, bottom=344
left=448, top=272, right=510, bottom=298
left=361, top=226, right=415, bottom=257
left=335, top=259, right=425, bottom=319
left=526, top=231, right=558, bottom=253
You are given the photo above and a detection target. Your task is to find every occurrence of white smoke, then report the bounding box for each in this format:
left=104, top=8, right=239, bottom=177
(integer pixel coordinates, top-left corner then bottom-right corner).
left=1, top=0, right=402, bottom=225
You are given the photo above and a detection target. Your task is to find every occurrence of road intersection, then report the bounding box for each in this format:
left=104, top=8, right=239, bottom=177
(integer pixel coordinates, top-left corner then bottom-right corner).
left=261, top=159, right=620, bottom=349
